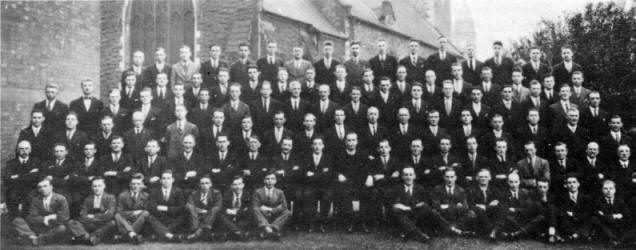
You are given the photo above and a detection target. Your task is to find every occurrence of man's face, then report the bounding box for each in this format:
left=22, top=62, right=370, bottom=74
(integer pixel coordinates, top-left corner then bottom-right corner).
left=586, top=143, right=599, bottom=158
left=350, top=90, right=361, bottom=102
left=618, top=146, right=631, bottom=160
left=110, top=139, right=124, bottom=152
left=377, top=41, right=388, bottom=54
left=452, top=66, right=463, bottom=78
left=216, top=136, right=230, bottom=151
left=306, top=70, right=315, bottom=81
left=125, top=75, right=136, bottom=88
left=266, top=43, right=277, bottom=55
left=402, top=168, right=416, bottom=184
left=491, top=117, right=503, bottom=130
left=561, top=48, right=573, bottom=61
left=471, top=90, right=482, bottom=102
left=334, top=110, right=345, bottom=124
left=145, top=142, right=160, bottom=155
left=199, top=178, right=212, bottom=192
left=602, top=183, right=615, bottom=198
left=467, top=138, right=478, bottom=152
left=350, top=44, right=360, bottom=57
left=439, top=38, right=448, bottom=50
left=396, top=67, right=407, bottom=80
left=408, top=42, right=419, bottom=54
left=273, top=114, right=285, bottom=127
left=323, top=45, right=333, bottom=57
left=281, top=139, right=293, bottom=154
left=173, top=85, right=185, bottom=97
left=239, top=45, right=250, bottom=58
left=544, top=77, right=555, bottom=89
left=183, top=137, right=195, bottom=152
left=133, top=52, right=144, bottom=65
left=31, top=112, right=45, bottom=127
left=156, top=74, right=168, bottom=87
left=303, top=116, right=316, bottom=130
left=477, top=172, right=490, bottom=185
left=318, top=86, right=329, bottom=99
left=140, top=91, right=152, bottom=104
left=512, top=72, right=524, bottom=84
left=248, top=139, right=261, bottom=152
left=54, top=146, right=67, bottom=160
left=530, top=84, right=542, bottom=96
left=290, top=83, right=301, bottom=97
left=130, top=179, right=143, bottom=192
left=92, top=180, right=105, bottom=196
left=410, top=141, right=423, bottom=155
left=609, top=118, right=622, bottom=131
left=379, top=80, right=391, bottom=92
left=537, top=181, right=549, bottom=195
left=571, top=74, right=583, bottom=86
left=439, top=139, right=451, bottom=153
left=493, top=44, right=503, bottom=56
left=231, top=178, right=245, bottom=193
left=524, top=144, right=536, bottom=157
left=81, top=81, right=93, bottom=95
left=588, top=93, right=601, bottom=107
left=425, top=71, right=436, bottom=84
left=466, top=46, right=475, bottom=58
left=264, top=174, right=277, bottom=187
left=444, top=171, right=456, bottom=186
left=218, top=72, right=230, bottom=83
left=37, top=181, right=53, bottom=197
left=508, top=176, right=520, bottom=190
left=566, top=111, right=579, bottom=125
left=555, top=145, right=568, bottom=159
left=411, top=86, right=423, bottom=99
left=530, top=49, right=541, bottom=61
left=17, top=142, right=31, bottom=158
left=312, top=139, right=324, bottom=154
left=481, top=70, right=493, bottom=82
left=65, top=115, right=78, bottom=129
left=367, top=109, right=379, bottom=123
left=566, top=178, right=579, bottom=192
left=460, top=111, right=473, bottom=124
left=292, top=47, right=303, bottom=58
left=378, top=142, right=391, bottom=156
left=527, top=111, right=540, bottom=125
left=335, top=67, right=347, bottom=80
left=442, top=84, right=453, bottom=97
left=398, top=109, right=410, bottom=123
left=495, top=141, right=507, bottom=156
left=278, top=70, right=289, bottom=82
left=199, top=90, right=210, bottom=103
left=45, top=87, right=58, bottom=100
left=109, top=91, right=121, bottom=105
left=229, top=86, right=241, bottom=100
left=501, top=87, right=513, bottom=100
left=100, top=119, right=114, bottom=133
left=428, top=112, right=440, bottom=126
left=241, top=118, right=253, bottom=131
left=248, top=69, right=259, bottom=81
left=155, top=50, right=166, bottom=62
left=212, top=112, right=224, bottom=126
left=160, top=173, right=174, bottom=188
left=133, top=114, right=144, bottom=128
left=345, top=134, right=358, bottom=149
left=210, top=46, right=221, bottom=58
left=260, top=84, right=272, bottom=97
left=175, top=106, right=187, bottom=120
left=179, top=47, right=191, bottom=61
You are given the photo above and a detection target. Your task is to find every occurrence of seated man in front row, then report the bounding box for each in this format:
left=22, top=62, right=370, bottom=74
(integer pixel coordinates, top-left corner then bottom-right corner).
left=252, top=171, right=292, bottom=241
left=184, top=175, right=223, bottom=242
left=114, top=173, right=150, bottom=244
left=220, top=175, right=252, bottom=241
left=12, top=177, right=69, bottom=246
left=147, top=170, right=186, bottom=242
left=68, top=177, right=117, bottom=245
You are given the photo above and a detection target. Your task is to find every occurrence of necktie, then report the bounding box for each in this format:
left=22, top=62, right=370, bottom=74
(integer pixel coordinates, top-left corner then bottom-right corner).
left=293, top=99, right=297, bottom=111
left=201, top=193, right=208, bottom=205
left=212, top=60, right=217, bottom=68
left=178, top=122, right=183, bottom=133
left=407, top=186, right=412, bottom=196
left=220, top=152, right=225, bottom=162
left=67, top=131, right=72, bottom=141
left=133, top=192, right=138, bottom=201
left=371, top=125, right=376, bottom=136
left=264, top=99, right=269, bottom=113
left=513, top=192, right=518, bottom=200
left=163, top=190, right=169, bottom=201
left=615, top=133, right=620, bottom=143
left=321, top=102, right=326, bottom=113
left=43, top=198, right=50, bottom=211
left=94, top=196, right=101, bottom=209
left=412, top=57, right=417, bottom=66
left=483, top=190, right=488, bottom=204
left=382, top=157, right=387, bottom=166
left=495, top=57, right=500, bottom=65
left=47, top=101, right=54, bottom=111
left=160, top=89, right=165, bottom=100
left=250, top=153, right=255, bottom=161
left=608, top=198, right=612, bottom=206
left=337, top=126, right=343, bottom=139
left=135, top=128, right=140, bottom=135
left=127, top=88, right=132, bottom=98
left=593, top=108, right=597, bottom=117
left=532, top=126, right=537, bottom=135
left=233, top=194, right=240, bottom=208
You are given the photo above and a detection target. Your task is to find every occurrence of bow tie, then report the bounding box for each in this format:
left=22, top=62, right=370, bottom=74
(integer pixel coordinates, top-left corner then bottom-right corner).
left=83, top=96, right=92, bottom=100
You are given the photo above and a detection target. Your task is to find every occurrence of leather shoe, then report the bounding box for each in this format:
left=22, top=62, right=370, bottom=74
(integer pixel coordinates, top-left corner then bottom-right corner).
left=268, top=232, right=281, bottom=241
left=28, top=236, right=39, bottom=247
left=414, top=232, right=431, bottom=243
left=308, top=224, right=315, bottom=233
left=361, top=223, right=370, bottom=233
left=258, top=231, right=267, bottom=240
left=88, top=235, right=99, bottom=246
left=346, top=224, right=354, bottom=233
left=548, top=235, right=556, bottom=244
left=186, top=233, right=198, bottom=243
left=133, top=235, right=144, bottom=245
left=488, top=229, right=498, bottom=242
left=398, top=233, right=407, bottom=241
left=319, top=224, right=327, bottom=233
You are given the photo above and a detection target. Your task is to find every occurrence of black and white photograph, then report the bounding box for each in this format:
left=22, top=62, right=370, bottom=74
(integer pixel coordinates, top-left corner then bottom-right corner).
left=1, top=0, right=636, bottom=249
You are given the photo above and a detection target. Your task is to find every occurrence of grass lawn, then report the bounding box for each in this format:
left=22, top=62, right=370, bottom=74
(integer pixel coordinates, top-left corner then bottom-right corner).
left=0, top=230, right=618, bottom=250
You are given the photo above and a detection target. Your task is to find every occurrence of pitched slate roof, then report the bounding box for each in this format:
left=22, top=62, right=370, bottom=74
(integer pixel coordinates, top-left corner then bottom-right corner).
left=262, top=0, right=347, bottom=38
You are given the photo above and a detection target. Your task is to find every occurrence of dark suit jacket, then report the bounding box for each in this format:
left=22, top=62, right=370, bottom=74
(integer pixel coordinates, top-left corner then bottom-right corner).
left=477, top=82, right=502, bottom=106
left=92, top=132, right=115, bottom=158
left=170, top=152, right=207, bottom=189
left=135, top=105, right=164, bottom=136
left=210, top=84, right=230, bottom=107
left=500, top=188, right=532, bottom=215
left=391, top=184, right=428, bottom=208
left=329, top=81, right=352, bottom=104
left=430, top=185, right=468, bottom=210
left=390, top=81, right=412, bottom=103
left=3, top=157, right=41, bottom=194
left=592, top=197, right=630, bottom=223
left=399, top=55, right=427, bottom=83
left=556, top=191, right=592, bottom=220
left=79, top=193, right=116, bottom=222
left=492, top=100, right=523, bottom=131
left=223, top=191, right=251, bottom=216
left=241, top=81, right=262, bottom=103
left=484, top=57, right=515, bottom=85
left=41, top=159, right=76, bottom=192
left=238, top=152, right=271, bottom=187
left=120, top=67, right=147, bottom=89
left=136, top=155, right=170, bottom=184
left=458, top=153, right=490, bottom=186
left=221, top=101, right=251, bottom=130
left=19, top=125, right=54, bottom=160
left=514, top=123, right=549, bottom=158
left=33, top=100, right=69, bottom=132
left=70, top=97, right=104, bottom=134
left=599, top=132, right=633, bottom=162
left=229, top=59, right=255, bottom=86
left=148, top=187, right=186, bottom=219
left=313, top=58, right=341, bottom=85
left=54, top=130, right=89, bottom=161
left=427, top=52, right=457, bottom=84
left=251, top=187, right=288, bottom=214
left=371, top=91, right=400, bottom=127
left=342, top=58, right=368, bottom=85
left=250, top=97, right=282, bottom=133
left=188, top=104, right=214, bottom=130
left=342, top=102, right=369, bottom=132
left=120, top=87, right=141, bottom=111
left=26, top=193, right=70, bottom=224
left=150, top=87, right=174, bottom=110
left=462, top=59, right=484, bottom=84
left=552, top=61, right=584, bottom=87
left=256, top=56, right=284, bottom=84
left=270, top=152, right=304, bottom=187
left=466, top=185, right=501, bottom=208
left=199, top=59, right=228, bottom=89
left=548, top=101, right=578, bottom=126
left=143, top=64, right=172, bottom=88
left=549, top=158, right=584, bottom=193
left=579, top=106, right=609, bottom=139
left=466, top=103, right=492, bottom=130
left=116, top=189, right=149, bottom=214
left=302, top=153, right=334, bottom=187
left=522, top=62, right=552, bottom=87
left=551, top=124, right=590, bottom=156
left=541, top=88, right=559, bottom=105
left=323, top=124, right=354, bottom=153
left=281, top=97, right=311, bottom=132
left=262, top=127, right=295, bottom=155
left=187, top=189, right=223, bottom=210
left=198, top=125, right=233, bottom=153
left=312, top=100, right=340, bottom=132
left=434, top=97, right=464, bottom=129
left=101, top=106, right=131, bottom=133
left=123, top=127, right=155, bottom=160
left=366, top=155, right=403, bottom=187
left=368, top=55, right=399, bottom=84
left=207, top=150, right=239, bottom=188
left=358, top=123, right=388, bottom=152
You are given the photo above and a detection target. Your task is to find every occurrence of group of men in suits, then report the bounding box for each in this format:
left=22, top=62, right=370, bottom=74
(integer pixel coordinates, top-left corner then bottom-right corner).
left=4, top=37, right=636, bottom=247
